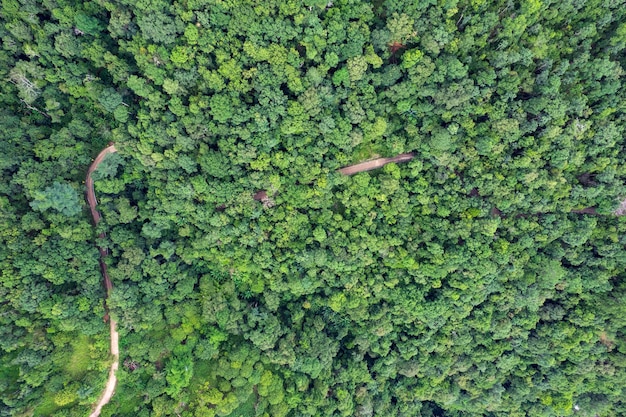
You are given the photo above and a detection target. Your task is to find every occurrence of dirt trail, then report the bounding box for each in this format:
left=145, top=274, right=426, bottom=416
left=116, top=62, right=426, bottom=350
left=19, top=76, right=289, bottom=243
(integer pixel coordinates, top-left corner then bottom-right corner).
left=337, top=153, right=626, bottom=216
left=80, top=144, right=620, bottom=417
left=80, top=147, right=409, bottom=415
left=86, top=144, right=119, bottom=417
left=337, top=153, right=414, bottom=175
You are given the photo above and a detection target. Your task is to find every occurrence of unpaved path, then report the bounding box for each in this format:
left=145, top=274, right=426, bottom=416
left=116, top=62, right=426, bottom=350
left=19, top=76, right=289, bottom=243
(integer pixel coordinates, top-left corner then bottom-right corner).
left=86, top=144, right=119, bottom=417
left=337, top=153, right=626, bottom=215
left=81, top=145, right=621, bottom=417
left=81, top=147, right=409, bottom=416
left=337, top=153, right=414, bottom=175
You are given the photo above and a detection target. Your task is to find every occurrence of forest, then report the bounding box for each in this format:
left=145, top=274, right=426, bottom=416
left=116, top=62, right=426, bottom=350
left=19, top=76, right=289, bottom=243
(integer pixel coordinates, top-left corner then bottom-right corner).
left=1, top=0, right=626, bottom=416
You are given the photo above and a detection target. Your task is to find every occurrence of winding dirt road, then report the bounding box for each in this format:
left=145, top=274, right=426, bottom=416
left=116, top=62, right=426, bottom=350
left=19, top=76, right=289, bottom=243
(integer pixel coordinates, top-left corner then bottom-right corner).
left=80, top=149, right=411, bottom=414
left=86, top=144, right=119, bottom=417
left=81, top=144, right=621, bottom=417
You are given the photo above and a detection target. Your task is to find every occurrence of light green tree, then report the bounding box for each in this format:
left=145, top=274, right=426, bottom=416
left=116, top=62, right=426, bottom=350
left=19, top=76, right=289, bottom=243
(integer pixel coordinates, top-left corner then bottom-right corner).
left=30, top=182, right=81, bottom=216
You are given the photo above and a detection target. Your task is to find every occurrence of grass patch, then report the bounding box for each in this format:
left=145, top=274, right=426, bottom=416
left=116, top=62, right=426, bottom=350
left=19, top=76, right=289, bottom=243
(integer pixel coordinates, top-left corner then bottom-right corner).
left=33, top=391, right=62, bottom=416
left=188, top=359, right=216, bottom=398
left=65, top=335, right=93, bottom=378
left=351, top=142, right=383, bottom=164
left=228, top=391, right=256, bottom=417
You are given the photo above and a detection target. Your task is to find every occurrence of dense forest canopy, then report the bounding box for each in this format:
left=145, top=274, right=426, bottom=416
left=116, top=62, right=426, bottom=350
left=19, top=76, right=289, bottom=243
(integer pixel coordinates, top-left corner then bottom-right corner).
left=1, top=0, right=626, bottom=416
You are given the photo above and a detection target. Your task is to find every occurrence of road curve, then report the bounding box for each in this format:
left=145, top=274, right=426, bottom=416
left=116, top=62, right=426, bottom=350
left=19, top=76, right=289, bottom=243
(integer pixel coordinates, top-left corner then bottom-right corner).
left=81, top=144, right=620, bottom=417
left=86, top=144, right=119, bottom=417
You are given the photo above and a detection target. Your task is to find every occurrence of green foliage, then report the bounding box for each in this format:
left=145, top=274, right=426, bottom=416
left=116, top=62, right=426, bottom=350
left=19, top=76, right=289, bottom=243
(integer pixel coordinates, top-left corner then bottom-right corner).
left=2, top=0, right=626, bottom=416
left=91, top=153, right=122, bottom=181
left=74, top=13, right=103, bottom=35
left=30, top=182, right=81, bottom=216
left=65, top=335, right=94, bottom=378
left=401, top=48, right=423, bottom=69
left=165, top=354, right=194, bottom=396
left=54, top=386, right=78, bottom=406
left=98, top=88, right=123, bottom=113
left=387, top=12, right=415, bottom=43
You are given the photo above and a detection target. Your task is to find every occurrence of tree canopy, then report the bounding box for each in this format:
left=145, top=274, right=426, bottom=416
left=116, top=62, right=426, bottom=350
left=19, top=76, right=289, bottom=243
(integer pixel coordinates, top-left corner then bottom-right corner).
left=1, top=0, right=626, bottom=416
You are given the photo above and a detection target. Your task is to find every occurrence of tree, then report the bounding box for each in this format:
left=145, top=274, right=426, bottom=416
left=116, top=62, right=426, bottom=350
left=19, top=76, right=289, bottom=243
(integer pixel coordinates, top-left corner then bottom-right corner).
left=2, top=0, right=626, bottom=416
left=30, top=182, right=81, bottom=216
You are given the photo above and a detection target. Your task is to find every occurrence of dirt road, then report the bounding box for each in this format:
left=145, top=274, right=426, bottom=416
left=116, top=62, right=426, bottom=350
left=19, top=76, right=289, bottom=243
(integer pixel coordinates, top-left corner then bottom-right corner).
left=336, top=153, right=626, bottom=216
left=337, top=153, right=414, bottom=175
left=86, top=144, right=119, bottom=417
left=80, top=144, right=619, bottom=417
left=80, top=147, right=405, bottom=416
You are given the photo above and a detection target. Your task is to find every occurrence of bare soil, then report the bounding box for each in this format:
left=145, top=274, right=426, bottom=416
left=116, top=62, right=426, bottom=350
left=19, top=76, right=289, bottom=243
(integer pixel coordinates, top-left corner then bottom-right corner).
left=337, top=153, right=414, bottom=175
left=86, top=145, right=119, bottom=417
